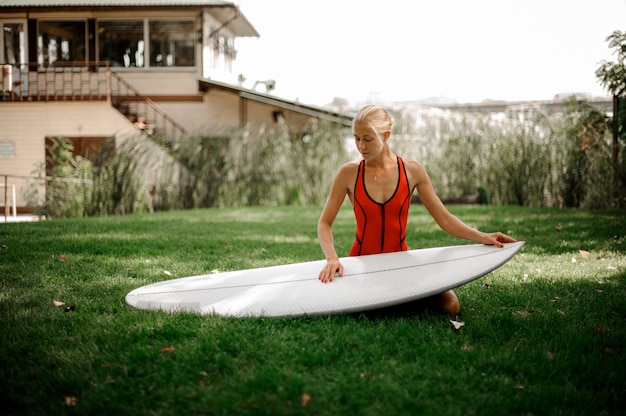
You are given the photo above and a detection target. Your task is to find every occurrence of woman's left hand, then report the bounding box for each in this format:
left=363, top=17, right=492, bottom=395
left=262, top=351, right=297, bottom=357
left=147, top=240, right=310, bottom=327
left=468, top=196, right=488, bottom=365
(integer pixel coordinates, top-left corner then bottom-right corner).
left=481, top=232, right=517, bottom=248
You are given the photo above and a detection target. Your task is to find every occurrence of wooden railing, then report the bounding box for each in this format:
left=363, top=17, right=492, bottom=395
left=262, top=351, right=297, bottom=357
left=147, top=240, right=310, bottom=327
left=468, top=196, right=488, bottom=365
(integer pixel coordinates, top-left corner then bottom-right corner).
left=108, top=71, right=188, bottom=142
left=1, top=61, right=187, bottom=141
left=1, top=61, right=109, bottom=101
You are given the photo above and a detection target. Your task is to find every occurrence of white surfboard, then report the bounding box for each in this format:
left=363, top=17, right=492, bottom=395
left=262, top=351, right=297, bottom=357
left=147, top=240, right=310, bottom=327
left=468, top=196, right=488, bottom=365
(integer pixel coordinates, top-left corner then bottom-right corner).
left=126, top=241, right=524, bottom=318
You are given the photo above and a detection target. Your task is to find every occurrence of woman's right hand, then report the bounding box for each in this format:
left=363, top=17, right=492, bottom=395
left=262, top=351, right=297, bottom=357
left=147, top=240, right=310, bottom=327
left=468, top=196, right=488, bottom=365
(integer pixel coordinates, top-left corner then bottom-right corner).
left=318, top=257, right=343, bottom=283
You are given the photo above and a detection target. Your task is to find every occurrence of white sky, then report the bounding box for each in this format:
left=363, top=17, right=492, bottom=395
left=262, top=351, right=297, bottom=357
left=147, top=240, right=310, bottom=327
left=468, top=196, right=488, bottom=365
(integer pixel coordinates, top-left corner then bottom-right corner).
left=234, top=0, right=626, bottom=106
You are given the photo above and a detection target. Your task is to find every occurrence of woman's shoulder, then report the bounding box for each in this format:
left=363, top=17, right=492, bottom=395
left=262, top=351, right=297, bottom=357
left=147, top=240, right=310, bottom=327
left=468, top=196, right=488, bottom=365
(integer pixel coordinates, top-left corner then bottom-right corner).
left=399, top=157, right=423, bottom=171
left=399, top=157, right=428, bottom=184
left=337, top=161, right=360, bottom=174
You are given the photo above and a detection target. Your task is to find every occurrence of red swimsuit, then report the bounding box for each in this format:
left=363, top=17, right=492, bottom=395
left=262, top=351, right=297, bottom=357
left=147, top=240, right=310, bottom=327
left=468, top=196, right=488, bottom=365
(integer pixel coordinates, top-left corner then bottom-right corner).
left=349, top=156, right=412, bottom=256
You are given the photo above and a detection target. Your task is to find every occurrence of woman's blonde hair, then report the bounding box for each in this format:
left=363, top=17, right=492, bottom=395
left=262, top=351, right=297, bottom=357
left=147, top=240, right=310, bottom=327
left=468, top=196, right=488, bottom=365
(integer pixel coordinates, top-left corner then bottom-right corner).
left=353, top=105, right=394, bottom=138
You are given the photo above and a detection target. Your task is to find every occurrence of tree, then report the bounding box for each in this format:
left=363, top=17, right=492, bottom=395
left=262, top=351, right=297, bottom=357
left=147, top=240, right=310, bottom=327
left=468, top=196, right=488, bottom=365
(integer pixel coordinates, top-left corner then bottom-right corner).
left=595, top=30, right=626, bottom=206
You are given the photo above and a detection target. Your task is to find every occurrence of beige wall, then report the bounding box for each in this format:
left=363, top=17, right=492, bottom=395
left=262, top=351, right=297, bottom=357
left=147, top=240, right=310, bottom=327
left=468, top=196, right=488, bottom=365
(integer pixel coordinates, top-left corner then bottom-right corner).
left=0, top=101, right=137, bottom=210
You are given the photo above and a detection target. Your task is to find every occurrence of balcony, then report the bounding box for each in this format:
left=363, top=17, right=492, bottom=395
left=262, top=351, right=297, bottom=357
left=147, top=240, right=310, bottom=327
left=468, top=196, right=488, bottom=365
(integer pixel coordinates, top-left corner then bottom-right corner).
left=1, top=61, right=187, bottom=141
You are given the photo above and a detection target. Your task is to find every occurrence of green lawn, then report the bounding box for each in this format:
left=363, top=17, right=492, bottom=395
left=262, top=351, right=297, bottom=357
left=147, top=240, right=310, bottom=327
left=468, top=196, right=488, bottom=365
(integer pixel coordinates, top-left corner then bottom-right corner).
left=1, top=205, right=624, bottom=415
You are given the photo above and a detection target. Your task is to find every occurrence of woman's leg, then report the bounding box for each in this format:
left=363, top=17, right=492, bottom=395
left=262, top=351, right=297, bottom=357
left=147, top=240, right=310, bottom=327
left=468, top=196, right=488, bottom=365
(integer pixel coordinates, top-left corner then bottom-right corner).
left=427, top=290, right=460, bottom=315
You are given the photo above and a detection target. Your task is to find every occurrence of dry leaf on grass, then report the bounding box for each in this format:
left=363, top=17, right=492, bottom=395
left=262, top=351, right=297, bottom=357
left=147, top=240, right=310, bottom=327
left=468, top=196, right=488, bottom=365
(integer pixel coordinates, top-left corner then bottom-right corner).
left=53, top=300, right=65, bottom=307
left=64, top=396, right=78, bottom=406
left=301, top=393, right=312, bottom=407
left=450, top=320, right=465, bottom=330
left=579, top=250, right=590, bottom=259
left=161, top=346, right=175, bottom=353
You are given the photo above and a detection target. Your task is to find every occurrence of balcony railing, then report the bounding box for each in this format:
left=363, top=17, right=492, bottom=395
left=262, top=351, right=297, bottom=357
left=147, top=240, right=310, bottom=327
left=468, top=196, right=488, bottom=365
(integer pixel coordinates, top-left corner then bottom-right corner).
left=1, top=61, right=187, bottom=141
left=1, top=61, right=109, bottom=101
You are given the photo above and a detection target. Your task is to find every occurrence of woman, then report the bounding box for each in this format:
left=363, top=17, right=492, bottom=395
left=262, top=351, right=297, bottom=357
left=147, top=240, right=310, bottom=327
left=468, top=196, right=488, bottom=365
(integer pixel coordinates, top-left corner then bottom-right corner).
left=317, top=105, right=516, bottom=315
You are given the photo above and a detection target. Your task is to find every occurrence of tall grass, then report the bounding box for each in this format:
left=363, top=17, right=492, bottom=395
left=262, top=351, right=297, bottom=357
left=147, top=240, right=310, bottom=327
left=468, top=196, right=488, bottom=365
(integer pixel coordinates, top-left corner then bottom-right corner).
left=391, top=102, right=625, bottom=208
left=31, top=101, right=625, bottom=216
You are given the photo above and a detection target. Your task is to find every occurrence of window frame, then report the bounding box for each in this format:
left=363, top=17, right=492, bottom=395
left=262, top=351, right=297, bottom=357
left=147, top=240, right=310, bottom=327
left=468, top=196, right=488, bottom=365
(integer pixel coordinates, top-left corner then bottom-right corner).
left=37, top=19, right=87, bottom=67
left=97, top=17, right=197, bottom=72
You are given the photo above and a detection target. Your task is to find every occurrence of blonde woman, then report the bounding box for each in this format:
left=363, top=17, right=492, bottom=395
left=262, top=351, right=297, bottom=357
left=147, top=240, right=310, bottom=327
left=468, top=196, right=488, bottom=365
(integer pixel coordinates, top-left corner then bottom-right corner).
left=317, top=105, right=516, bottom=314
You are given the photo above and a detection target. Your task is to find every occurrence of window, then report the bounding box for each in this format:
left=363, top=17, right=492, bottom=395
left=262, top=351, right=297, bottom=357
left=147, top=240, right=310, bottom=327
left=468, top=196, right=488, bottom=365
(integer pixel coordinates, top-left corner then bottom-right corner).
left=38, top=21, right=86, bottom=65
left=2, top=22, right=26, bottom=65
left=98, top=20, right=145, bottom=68
left=149, top=20, right=194, bottom=67
left=98, top=19, right=195, bottom=68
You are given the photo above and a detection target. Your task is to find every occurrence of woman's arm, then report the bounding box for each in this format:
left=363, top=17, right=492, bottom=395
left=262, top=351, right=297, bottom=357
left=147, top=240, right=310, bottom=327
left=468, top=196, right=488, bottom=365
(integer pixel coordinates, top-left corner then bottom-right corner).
left=317, top=163, right=355, bottom=282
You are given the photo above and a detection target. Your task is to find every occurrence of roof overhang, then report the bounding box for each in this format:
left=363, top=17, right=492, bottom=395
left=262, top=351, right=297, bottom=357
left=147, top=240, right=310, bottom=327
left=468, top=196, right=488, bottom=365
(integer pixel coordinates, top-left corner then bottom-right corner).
left=198, top=78, right=353, bottom=127
left=0, top=0, right=259, bottom=37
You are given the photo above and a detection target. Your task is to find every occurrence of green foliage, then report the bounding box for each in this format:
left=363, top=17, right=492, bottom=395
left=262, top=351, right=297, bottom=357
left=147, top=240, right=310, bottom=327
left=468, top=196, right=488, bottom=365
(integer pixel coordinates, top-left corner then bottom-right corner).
left=28, top=136, right=151, bottom=217
left=28, top=137, right=94, bottom=218
left=391, top=103, right=625, bottom=209
left=167, top=119, right=347, bottom=208
left=89, top=138, right=150, bottom=215
left=560, top=100, right=615, bottom=208
left=595, top=30, right=626, bottom=97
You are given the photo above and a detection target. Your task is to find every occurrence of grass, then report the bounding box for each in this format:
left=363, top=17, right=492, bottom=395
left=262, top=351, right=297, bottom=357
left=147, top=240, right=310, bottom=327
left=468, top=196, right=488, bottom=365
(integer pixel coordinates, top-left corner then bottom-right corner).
left=1, top=205, right=625, bottom=415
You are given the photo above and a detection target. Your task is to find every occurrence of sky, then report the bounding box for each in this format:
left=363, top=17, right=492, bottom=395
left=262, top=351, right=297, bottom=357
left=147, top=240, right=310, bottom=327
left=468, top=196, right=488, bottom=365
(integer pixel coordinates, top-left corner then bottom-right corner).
left=234, top=0, right=626, bottom=106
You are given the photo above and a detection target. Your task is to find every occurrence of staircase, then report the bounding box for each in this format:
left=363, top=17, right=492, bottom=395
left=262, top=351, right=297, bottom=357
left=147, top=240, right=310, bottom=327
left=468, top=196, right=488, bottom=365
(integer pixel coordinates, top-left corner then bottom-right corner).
left=108, top=69, right=188, bottom=143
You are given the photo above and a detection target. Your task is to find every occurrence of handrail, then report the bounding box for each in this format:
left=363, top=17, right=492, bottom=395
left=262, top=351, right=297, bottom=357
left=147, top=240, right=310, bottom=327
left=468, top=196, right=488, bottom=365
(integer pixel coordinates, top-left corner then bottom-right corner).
left=107, top=70, right=188, bottom=141
left=1, top=61, right=187, bottom=141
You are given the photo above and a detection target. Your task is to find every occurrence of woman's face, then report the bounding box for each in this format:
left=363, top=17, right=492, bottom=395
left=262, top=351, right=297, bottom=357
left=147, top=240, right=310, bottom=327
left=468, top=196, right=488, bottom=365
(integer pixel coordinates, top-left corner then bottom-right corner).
left=353, top=121, right=386, bottom=160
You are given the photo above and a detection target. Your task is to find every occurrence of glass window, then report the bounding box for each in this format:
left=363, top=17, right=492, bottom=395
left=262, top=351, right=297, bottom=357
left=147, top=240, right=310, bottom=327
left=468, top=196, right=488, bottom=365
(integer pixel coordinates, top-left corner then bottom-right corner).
left=149, top=20, right=194, bottom=67
left=2, top=23, right=26, bottom=65
left=38, top=21, right=86, bottom=65
left=98, top=20, right=145, bottom=68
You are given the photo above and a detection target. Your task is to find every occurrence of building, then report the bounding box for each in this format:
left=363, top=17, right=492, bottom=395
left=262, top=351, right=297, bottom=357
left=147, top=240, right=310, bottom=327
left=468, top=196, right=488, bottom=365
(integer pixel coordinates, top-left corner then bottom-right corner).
left=0, top=0, right=352, bottom=214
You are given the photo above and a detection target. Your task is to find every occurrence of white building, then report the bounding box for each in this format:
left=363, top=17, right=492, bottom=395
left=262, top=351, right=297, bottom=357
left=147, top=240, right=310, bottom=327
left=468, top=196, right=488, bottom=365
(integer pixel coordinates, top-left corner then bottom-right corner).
left=0, top=0, right=352, bottom=213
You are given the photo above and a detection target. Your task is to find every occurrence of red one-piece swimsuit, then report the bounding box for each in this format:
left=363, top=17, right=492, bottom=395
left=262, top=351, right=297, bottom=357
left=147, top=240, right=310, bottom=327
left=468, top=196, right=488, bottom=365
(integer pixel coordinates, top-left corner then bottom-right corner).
left=349, top=156, right=412, bottom=256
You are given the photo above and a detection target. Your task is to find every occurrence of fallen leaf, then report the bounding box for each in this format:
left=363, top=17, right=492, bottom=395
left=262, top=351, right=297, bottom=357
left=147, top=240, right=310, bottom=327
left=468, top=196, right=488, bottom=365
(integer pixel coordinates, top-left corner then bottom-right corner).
left=461, top=345, right=473, bottom=352
left=301, top=393, right=312, bottom=407
left=450, top=320, right=465, bottom=330
left=161, top=346, right=175, bottom=353
left=210, top=269, right=220, bottom=274
left=515, top=310, right=535, bottom=317
left=53, top=300, right=65, bottom=307
left=163, top=271, right=172, bottom=276
left=64, top=396, right=78, bottom=406
left=604, top=348, right=615, bottom=356
left=546, top=351, right=554, bottom=360
left=554, top=225, right=562, bottom=231
left=579, top=250, right=590, bottom=259
left=571, top=258, right=577, bottom=263
left=522, top=273, right=529, bottom=281
left=596, top=327, right=610, bottom=333
left=514, top=385, right=525, bottom=390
